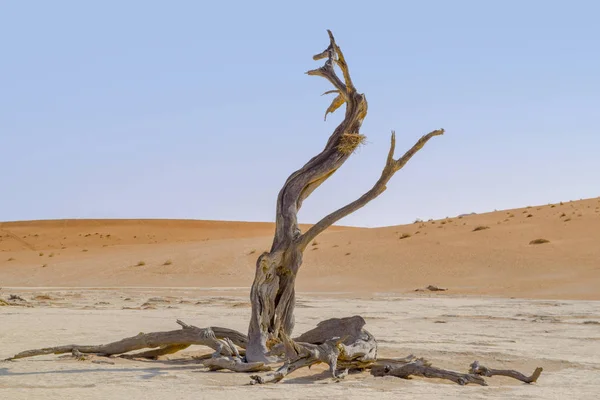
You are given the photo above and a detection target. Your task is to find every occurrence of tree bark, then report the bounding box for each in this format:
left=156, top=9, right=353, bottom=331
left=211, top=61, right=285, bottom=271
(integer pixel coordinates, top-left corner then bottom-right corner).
left=4, top=320, right=247, bottom=360
left=469, top=361, right=543, bottom=383
left=246, top=30, right=443, bottom=362
left=370, top=358, right=488, bottom=386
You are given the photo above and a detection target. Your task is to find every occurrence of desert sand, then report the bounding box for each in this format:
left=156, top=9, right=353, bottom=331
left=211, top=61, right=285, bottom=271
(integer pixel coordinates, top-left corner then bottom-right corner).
left=1, top=197, right=600, bottom=398
left=1, top=198, right=599, bottom=298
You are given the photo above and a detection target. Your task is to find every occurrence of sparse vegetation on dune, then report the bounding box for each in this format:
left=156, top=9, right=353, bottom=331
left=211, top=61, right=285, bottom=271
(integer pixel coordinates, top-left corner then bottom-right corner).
left=529, top=238, right=550, bottom=245
left=472, top=226, right=490, bottom=232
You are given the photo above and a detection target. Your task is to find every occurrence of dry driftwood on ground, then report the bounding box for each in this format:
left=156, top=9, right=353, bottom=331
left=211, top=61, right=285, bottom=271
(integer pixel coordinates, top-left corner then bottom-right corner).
left=5, top=320, right=246, bottom=360
left=469, top=361, right=543, bottom=383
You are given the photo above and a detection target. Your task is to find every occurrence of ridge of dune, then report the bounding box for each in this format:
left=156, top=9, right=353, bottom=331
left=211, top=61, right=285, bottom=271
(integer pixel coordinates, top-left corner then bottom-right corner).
left=1, top=197, right=599, bottom=299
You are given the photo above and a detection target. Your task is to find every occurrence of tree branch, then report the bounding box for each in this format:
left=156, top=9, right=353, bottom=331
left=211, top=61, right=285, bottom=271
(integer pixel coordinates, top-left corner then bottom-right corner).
left=298, top=129, right=444, bottom=249
left=5, top=321, right=248, bottom=360
left=469, top=361, right=543, bottom=384
left=371, top=358, right=487, bottom=386
left=271, top=30, right=367, bottom=251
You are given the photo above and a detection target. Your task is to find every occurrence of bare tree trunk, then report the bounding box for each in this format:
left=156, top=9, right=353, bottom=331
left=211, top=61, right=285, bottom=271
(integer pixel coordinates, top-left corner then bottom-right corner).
left=3, top=31, right=547, bottom=388
left=246, top=31, right=443, bottom=362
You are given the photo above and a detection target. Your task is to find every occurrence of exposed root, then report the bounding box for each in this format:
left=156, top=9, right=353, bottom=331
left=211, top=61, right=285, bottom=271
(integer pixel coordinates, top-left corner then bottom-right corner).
left=120, top=344, right=191, bottom=359
left=251, top=338, right=344, bottom=384
left=203, top=338, right=271, bottom=373
left=469, top=361, right=543, bottom=383
left=204, top=357, right=271, bottom=373
left=5, top=315, right=543, bottom=387
left=252, top=316, right=377, bottom=384
left=71, top=348, right=89, bottom=361
left=371, top=357, right=487, bottom=386
left=5, top=320, right=247, bottom=361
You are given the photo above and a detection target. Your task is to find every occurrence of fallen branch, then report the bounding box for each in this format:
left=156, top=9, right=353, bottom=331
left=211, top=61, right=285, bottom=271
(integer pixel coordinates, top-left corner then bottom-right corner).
left=204, top=357, right=270, bottom=373
left=120, top=344, right=192, bottom=359
left=371, top=357, right=487, bottom=386
left=5, top=320, right=247, bottom=360
left=203, top=338, right=271, bottom=373
left=469, top=361, right=543, bottom=383
left=251, top=316, right=377, bottom=384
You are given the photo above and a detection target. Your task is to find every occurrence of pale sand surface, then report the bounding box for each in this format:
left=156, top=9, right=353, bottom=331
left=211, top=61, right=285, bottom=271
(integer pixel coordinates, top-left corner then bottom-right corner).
left=1, top=198, right=599, bottom=398
left=1, top=288, right=599, bottom=399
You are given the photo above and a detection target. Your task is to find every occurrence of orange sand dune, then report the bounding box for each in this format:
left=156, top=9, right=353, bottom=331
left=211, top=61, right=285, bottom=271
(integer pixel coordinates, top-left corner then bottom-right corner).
left=1, top=198, right=599, bottom=299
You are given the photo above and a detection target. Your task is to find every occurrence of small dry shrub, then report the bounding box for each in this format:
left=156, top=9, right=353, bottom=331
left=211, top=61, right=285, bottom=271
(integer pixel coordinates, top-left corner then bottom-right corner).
left=529, top=238, right=550, bottom=245
left=472, top=226, right=490, bottom=232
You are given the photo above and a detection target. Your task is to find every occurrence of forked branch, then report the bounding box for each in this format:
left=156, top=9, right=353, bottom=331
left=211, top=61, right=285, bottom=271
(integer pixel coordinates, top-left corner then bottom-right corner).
left=298, top=129, right=444, bottom=249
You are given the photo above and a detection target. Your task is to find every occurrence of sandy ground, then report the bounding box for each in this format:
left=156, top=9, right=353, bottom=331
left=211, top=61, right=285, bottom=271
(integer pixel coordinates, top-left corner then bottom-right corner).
left=1, top=198, right=599, bottom=398
left=1, top=288, right=599, bottom=399
left=1, top=198, right=599, bottom=299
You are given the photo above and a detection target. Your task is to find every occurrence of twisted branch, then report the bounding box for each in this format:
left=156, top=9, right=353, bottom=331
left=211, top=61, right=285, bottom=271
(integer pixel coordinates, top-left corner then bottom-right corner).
left=298, top=129, right=444, bottom=249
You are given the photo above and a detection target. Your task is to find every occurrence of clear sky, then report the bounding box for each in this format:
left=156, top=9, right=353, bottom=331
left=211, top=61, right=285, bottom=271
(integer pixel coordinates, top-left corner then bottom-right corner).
left=1, top=0, right=598, bottom=227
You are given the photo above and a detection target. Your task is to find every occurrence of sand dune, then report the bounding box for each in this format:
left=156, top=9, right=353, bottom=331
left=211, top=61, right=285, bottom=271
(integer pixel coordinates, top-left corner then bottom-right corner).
left=1, top=197, right=599, bottom=299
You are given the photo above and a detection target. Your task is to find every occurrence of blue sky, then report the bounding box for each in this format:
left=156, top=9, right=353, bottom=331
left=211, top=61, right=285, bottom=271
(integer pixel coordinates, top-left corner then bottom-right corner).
left=1, top=0, right=598, bottom=227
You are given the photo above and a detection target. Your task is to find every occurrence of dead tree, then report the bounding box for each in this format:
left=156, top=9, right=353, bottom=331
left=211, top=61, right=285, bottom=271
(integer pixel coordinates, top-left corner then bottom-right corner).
left=3, top=31, right=543, bottom=387
left=246, top=30, right=443, bottom=363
